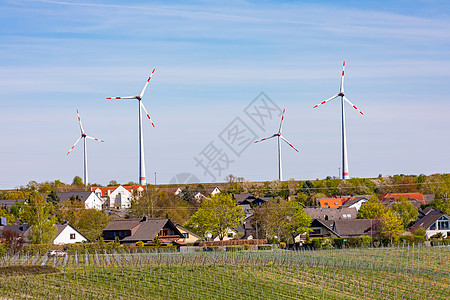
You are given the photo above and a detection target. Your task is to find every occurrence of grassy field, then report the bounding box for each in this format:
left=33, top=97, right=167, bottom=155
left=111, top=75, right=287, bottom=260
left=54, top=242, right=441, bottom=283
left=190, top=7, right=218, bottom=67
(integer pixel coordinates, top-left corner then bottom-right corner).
left=0, top=245, right=448, bottom=299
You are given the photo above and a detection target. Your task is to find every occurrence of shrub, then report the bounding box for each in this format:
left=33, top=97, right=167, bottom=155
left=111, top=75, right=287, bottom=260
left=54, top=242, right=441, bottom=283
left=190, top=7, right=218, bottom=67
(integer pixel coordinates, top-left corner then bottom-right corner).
left=257, top=245, right=272, bottom=251
left=311, top=238, right=324, bottom=249
left=279, top=242, right=286, bottom=249
left=243, top=244, right=251, bottom=250
left=136, top=241, right=144, bottom=249
left=203, top=246, right=219, bottom=252
left=0, top=244, right=6, bottom=256
left=442, top=238, right=450, bottom=245
left=226, top=246, right=243, bottom=252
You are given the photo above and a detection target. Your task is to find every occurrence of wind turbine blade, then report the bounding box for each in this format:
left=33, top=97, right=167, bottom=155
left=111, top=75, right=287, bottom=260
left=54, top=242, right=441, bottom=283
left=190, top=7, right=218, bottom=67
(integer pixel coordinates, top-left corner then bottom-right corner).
left=86, top=136, right=105, bottom=143
left=76, top=109, right=85, bottom=134
left=139, top=69, right=156, bottom=99
left=280, top=136, right=299, bottom=152
left=340, top=61, right=345, bottom=94
left=140, top=102, right=155, bottom=127
left=278, top=108, right=286, bottom=133
left=313, top=93, right=339, bottom=109
left=106, top=96, right=137, bottom=100
left=343, top=96, right=364, bottom=115
left=67, top=137, right=82, bottom=155
left=254, top=134, right=277, bottom=143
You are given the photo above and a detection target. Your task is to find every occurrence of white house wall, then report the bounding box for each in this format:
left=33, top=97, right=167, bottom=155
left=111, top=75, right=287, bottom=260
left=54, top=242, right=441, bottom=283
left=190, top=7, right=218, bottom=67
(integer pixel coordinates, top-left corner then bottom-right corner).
left=53, top=227, right=88, bottom=244
left=84, top=193, right=103, bottom=210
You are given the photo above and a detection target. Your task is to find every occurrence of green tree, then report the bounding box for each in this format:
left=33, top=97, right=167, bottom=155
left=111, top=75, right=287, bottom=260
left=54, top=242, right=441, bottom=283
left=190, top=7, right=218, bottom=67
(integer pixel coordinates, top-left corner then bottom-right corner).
left=46, top=190, right=60, bottom=206
left=391, top=196, right=419, bottom=228
left=184, top=194, right=244, bottom=240
left=76, top=209, right=112, bottom=241
left=72, top=176, right=84, bottom=186
left=22, top=193, right=57, bottom=244
left=253, top=198, right=311, bottom=242
left=377, top=209, right=404, bottom=244
left=283, top=200, right=312, bottom=243
left=358, top=196, right=388, bottom=219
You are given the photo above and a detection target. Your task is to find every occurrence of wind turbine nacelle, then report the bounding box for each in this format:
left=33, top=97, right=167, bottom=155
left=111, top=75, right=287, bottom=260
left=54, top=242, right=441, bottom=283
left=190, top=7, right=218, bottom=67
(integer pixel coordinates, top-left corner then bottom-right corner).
left=338, top=93, right=344, bottom=97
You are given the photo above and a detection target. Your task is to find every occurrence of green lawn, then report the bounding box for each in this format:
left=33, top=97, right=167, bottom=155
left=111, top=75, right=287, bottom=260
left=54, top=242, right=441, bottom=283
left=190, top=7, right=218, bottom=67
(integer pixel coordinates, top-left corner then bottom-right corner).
left=0, top=245, right=448, bottom=299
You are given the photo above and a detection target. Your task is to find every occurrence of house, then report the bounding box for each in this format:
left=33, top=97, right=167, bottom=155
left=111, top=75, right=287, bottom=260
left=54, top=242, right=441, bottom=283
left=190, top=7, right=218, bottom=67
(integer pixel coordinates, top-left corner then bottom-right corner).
left=304, top=207, right=357, bottom=221
left=102, top=217, right=183, bottom=244
left=341, top=196, right=371, bottom=211
left=233, top=193, right=268, bottom=207
left=379, top=193, right=428, bottom=205
left=23, top=223, right=88, bottom=244
left=0, top=199, right=26, bottom=211
left=159, top=187, right=183, bottom=196
left=175, top=224, right=202, bottom=244
left=318, top=197, right=351, bottom=209
left=57, top=191, right=103, bottom=210
left=410, top=210, right=449, bottom=239
left=207, top=228, right=239, bottom=241
left=91, top=185, right=145, bottom=209
left=319, top=195, right=373, bottom=210
left=52, top=224, right=88, bottom=244
left=333, top=219, right=375, bottom=237
left=295, top=219, right=340, bottom=242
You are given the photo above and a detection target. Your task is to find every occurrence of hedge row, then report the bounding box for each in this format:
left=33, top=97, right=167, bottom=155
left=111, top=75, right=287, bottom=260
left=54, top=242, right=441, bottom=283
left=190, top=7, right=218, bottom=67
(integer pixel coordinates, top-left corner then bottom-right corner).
left=198, top=239, right=267, bottom=247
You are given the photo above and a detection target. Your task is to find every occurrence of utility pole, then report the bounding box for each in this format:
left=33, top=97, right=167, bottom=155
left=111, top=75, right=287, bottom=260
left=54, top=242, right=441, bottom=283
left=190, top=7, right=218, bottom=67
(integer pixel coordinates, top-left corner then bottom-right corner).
left=154, top=172, right=156, bottom=186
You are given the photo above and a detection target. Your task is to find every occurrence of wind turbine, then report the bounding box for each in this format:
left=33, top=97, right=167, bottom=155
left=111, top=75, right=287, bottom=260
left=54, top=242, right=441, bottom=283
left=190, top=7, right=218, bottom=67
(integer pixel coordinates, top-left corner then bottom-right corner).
left=67, top=109, right=104, bottom=185
left=313, top=61, right=364, bottom=180
left=254, top=109, right=299, bottom=181
left=107, top=69, right=156, bottom=186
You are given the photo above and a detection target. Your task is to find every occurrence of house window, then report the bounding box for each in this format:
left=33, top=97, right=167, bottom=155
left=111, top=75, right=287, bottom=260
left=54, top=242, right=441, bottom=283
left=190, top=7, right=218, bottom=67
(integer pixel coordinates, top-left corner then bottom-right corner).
left=311, top=229, right=321, bottom=235
left=227, top=233, right=233, bottom=238
left=70, top=233, right=75, bottom=239
left=430, top=223, right=436, bottom=230
left=438, top=217, right=449, bottom=230
left=182, top=233, right=189, bottom=238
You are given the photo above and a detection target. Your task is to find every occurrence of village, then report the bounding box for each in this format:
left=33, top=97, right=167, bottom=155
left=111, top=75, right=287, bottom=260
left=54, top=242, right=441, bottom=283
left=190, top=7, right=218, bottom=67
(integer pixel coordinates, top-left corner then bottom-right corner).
left=1, top=174, right=449, bottom=254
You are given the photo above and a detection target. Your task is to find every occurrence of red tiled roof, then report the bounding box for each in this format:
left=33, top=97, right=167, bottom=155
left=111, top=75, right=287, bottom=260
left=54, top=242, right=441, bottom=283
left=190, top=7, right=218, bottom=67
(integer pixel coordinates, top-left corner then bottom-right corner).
left=91, top=185, right=145, bottom=195
left=380, top=193, right=425, bottom=204
left=318, top=198, right=351, bottom=208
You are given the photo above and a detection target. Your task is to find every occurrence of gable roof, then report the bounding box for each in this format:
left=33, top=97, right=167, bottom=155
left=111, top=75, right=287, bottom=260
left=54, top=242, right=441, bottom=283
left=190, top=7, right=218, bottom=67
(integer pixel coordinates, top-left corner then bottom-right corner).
left=410, top=210, right=445, bottom=231
left=310, top=219, right=340, bottom=237
left=57, top=191, right=94, bottom=202
left=380, top=193, right=426, bottom=204
left=0, top=199, right=26, bottom=211
left=55, top=224, right=89, bottom=242
left=333, top=219, right=374, bottom=237
left=103, top=217, right=183, bottom=242
left=304, top=207, right=357, bottom=221
left=318, top=198, right=350, bottom=208
left=91, top=185, right=145, bottom=196
left=233, top=193, right=255, bottom=203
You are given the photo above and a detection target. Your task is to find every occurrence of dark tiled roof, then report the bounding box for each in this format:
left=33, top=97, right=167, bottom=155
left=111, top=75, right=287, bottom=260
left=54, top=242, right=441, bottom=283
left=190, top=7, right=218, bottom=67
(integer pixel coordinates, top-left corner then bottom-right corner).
left=333, top=219, right=374, bottom=237
left=422, top=207, right=436, bottom=215
left=57, top=191, right=93, bottom=202
left=304, top=208, right=357, bottom=221
left=410, top=211, right=444, bottom=231
left=103, top=219, right=142, bottom=231
left=233, top=193, right=254, bottom=203
left=122, top=218, right=169, bottom=241
left=0, top=199, right=26, bottom=210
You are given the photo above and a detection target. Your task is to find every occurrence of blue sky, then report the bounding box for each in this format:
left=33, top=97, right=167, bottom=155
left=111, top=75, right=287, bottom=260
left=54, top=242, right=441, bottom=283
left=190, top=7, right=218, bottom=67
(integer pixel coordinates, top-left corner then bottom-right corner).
left=1, top=0, right=450, bottom=188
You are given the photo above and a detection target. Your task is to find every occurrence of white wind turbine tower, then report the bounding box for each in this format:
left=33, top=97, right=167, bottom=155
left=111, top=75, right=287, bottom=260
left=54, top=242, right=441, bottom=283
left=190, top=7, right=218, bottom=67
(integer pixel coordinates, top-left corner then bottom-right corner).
left=313, top=61, right=364, bottom=179
left=67, top=109, right=104, bottom=185
left=254, top=109, right=299, bottom=181
left=107, top=69, right=156, bottom=186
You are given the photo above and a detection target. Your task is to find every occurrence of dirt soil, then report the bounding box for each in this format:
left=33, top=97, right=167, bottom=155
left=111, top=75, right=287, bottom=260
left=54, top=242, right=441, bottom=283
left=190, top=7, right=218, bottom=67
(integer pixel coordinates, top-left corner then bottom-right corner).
left=0, top=265, right=60, bottom=277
